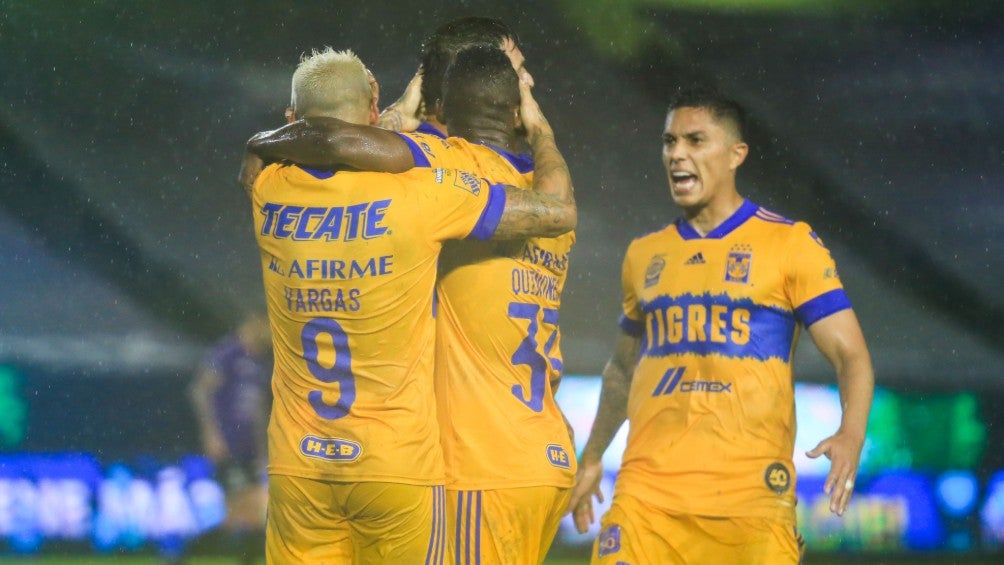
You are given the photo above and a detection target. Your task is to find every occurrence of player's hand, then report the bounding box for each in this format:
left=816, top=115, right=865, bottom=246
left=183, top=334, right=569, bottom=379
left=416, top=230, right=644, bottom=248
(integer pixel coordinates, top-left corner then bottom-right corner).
left=806, top=429, right=865, bottom=516
left=567, top=458, right=604, bottom=533
left=517, top=68, right=553, bottom=145
left=378, top=66, right=424, bottom=132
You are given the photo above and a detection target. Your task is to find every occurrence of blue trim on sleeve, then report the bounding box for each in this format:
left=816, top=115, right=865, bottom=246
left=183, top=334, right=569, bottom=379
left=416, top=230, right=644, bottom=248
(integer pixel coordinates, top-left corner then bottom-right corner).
left=619, top=314, right=645, bottom=337
left=394, top=133, right=429, bottom=168
left=299, top=166, right=336, bottom=179
left=467, top=183, right=506, bottom=240
left=795, top=289, right=853, bottom=327
left=416, top=121, right=447, bottom=138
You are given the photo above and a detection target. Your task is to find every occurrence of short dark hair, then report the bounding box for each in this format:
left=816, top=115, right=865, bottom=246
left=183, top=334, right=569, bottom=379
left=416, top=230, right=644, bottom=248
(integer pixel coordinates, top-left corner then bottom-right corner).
left=420, top=17, right=517, bottom=113
left=668, top=86, right=747, bottom=141
left=442, top=46, right=520, bottom=129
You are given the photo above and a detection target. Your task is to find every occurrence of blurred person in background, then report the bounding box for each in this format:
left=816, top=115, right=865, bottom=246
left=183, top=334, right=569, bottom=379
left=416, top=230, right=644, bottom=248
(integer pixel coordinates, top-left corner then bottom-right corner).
left=568, top=86, right=874, bottom=564
left=189, top=313, right=271, bottom=564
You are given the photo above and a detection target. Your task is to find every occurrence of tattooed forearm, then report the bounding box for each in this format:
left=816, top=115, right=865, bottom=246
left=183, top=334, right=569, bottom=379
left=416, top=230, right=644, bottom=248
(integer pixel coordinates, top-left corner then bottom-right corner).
left=495, top=186, right=575, bottom=239
left=378, top=107, right=405, bottom=132
left=492, top=128, right=577, bottom=238
left=527, top=131, right=575, bottom=205
left=580, top=334, right=639, bottom=464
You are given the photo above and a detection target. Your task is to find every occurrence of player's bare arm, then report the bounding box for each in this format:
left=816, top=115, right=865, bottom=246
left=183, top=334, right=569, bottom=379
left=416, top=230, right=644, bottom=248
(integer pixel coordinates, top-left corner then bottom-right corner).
left=377, top=66, right=424, bottom=132
left=246, top=117, right=415, bottom=172
left=492, top=77, right=576, bottom=239
left=804, top=308, right=875, bottom=516
left=238, top=151, right=264, bottom=200
left=567, top=332, right=640, bottom=533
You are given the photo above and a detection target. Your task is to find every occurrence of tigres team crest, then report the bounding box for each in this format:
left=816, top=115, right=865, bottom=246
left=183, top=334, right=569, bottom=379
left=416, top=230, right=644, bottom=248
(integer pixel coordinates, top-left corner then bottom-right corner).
left=644, top=255, right=666, bottom=288
left=453, top=170, right=482, bottom=195
left=764, top=462, right=791, bottom=494
left=725, top=244, right=752, bottom=284
left=432, top=168, right=482, bottom=195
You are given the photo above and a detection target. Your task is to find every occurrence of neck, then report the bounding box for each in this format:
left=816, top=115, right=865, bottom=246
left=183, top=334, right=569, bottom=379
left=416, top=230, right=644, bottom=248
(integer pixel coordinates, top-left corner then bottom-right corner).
left=683, top=190, right=745, bottom=236
left=451, top=115, right=518, bottom=152
left=459, top=128, right=517, bottom=151
left=423, top=114, right=448, bottom=135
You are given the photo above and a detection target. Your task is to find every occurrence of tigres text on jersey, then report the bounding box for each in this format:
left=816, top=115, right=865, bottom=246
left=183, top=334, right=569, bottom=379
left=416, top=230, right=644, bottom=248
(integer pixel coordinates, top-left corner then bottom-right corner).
left=253, top=162, right=505, bottom=485
left=616, top=200, right=851, bottom=521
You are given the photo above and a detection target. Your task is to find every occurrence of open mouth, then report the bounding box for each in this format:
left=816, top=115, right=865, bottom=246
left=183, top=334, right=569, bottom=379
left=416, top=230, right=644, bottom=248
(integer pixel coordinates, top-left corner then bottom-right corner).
left=671, top=171, right=698, bottom=190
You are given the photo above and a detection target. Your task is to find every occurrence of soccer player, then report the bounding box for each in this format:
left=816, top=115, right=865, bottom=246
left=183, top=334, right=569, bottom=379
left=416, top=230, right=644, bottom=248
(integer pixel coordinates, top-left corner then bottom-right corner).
left=188, top=313, right=271, bottom=564
left=243, top=48, right=575, bottom=564
left=248, top=46, right=576, bottom=564
left=567, top=86, right=875, bottom=564
left=378, top=16, right=526, bottom=138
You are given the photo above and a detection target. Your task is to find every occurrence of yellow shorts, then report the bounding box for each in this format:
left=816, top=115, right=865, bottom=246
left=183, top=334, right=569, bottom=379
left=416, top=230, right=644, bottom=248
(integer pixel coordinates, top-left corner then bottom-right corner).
left=266, top=475, right=446, bottom=564
left=447, top=485, right=570, bottom=565
left=592, top=492, right=801, bottom=565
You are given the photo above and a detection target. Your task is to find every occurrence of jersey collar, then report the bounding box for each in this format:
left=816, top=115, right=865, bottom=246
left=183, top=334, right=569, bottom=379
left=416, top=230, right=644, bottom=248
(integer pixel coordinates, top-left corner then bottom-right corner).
left=675, top=199, right=758, bottom=240
left=416, top=121, right=447, bottom=138
left=479, top=142, right=534, bottom=174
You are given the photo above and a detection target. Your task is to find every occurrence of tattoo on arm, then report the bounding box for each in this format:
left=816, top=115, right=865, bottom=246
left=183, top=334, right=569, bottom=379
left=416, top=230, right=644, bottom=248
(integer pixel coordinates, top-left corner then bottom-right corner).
left=494, top=132, right=577, bottom=239
left=580, top=334, right=640, bottom=463
left=378, top=108, right=405, bottom=132
left=495, top=186, right=575, bottom=239
left=528, top=132, right=574, bottom=205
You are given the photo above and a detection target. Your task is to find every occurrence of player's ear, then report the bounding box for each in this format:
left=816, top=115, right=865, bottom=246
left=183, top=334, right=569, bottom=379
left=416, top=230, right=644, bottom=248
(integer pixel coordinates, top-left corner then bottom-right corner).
left=366, top=67, right=380, bottom=125
left=369, top=97, right=380, bottom=126
left=514, top=106, right=523, bottom=131
left=285, top=107, right=297, bottom=124
left=730, top=141, right=749, bottom=170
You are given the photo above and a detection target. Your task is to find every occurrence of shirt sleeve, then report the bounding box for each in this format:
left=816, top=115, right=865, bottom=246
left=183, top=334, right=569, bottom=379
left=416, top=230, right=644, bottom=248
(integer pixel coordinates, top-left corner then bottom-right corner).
left=397, top=132, right=465, bottom=169
left=413, top=168, right=506, bottom=242
left=394, top=133, right=430, bottom=168
left=785, top=222, right=852, bottom=327
left=619, top=243, right=645, bottom=336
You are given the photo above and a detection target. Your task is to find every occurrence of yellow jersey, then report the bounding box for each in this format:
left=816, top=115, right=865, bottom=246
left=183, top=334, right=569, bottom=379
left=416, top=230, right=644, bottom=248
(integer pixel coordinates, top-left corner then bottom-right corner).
left=252, top=163, right=505, bottom=485
left=617, top=200, right=851, bottom=521
left=398, top=132, right=578, bottom=489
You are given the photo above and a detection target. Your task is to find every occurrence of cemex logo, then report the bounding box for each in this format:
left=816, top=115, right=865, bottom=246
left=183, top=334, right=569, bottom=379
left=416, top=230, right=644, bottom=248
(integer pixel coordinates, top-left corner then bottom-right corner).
left=651, top=367, right=733, bottom=396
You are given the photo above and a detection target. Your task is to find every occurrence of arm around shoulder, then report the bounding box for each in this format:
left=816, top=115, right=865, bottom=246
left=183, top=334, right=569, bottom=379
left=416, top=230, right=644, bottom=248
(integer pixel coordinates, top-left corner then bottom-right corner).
left=246, top=117, right=415, bottom=172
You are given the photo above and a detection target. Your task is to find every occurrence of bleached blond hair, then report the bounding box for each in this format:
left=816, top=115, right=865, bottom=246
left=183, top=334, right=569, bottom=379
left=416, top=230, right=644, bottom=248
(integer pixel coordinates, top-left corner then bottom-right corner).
left=290, top=47, right=371, bottom=122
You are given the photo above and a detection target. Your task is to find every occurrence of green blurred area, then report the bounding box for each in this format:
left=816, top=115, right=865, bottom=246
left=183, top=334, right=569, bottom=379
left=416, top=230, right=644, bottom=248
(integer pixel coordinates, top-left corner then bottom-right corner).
left=0, top=365, right=26, bottom=448
left=555, top=0, right=1003, bottom=60
left=862, top=388, right=986, bottom=474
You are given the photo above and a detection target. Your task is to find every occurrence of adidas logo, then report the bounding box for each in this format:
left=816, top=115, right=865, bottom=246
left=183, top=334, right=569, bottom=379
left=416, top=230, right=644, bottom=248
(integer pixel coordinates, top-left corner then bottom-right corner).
left=684, top=252, right=706, bottom=265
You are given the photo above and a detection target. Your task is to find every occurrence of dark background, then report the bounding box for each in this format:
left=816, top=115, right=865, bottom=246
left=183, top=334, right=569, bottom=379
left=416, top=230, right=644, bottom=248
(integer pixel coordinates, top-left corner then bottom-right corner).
left=1, top=0, right=1001, bottom=449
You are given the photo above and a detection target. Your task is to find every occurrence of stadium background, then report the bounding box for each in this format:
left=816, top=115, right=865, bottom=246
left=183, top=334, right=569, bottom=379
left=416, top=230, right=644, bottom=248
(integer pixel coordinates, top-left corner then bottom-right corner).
left=1, top=0, right=1002, bottom=562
